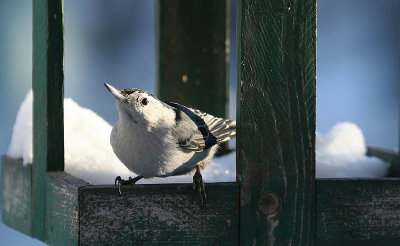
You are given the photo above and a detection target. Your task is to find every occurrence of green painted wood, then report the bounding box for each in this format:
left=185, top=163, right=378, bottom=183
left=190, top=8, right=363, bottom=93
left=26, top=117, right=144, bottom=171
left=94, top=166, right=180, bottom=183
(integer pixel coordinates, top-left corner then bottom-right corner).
left=45, top=172, right=88, bottom=246
left=79, top=183, right=239, bottom=245
left=5, top=155, right=400, bottom=245
left=367, top=146, right=400, bottom=177
left=367, top=146, right=399, bottom=164
left=317, top=179, right=400, bottom=246
left=1, top=157, right=89, bottom=245
left=156, top=0, right=229, bottom=119
left=32, top=0, right=64, bottom=240
left=237, top=0, right=316, bottom=245
left=1, top=156, right=32, bottom=236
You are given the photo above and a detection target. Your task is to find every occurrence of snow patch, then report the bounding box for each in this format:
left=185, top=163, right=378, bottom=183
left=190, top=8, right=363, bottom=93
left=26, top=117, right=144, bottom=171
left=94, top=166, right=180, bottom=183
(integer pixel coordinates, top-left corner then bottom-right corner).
left=7, top=89, right=235, bottom=184
left=7, top=90, right=389, bottom=183
left=316, top=122, right=388, bottom=178
left=7, top=90, right=33, bottom=164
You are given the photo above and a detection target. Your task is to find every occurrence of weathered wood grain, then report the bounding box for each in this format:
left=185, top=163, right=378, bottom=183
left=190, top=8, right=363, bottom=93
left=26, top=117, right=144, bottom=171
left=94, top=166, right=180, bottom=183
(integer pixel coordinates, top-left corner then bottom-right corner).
left=5, top=156, right=400, bottom=245
left=237, top=0, right=316, bottom=245
left=32, top=0, right=64, bottom=240
left=156, top=0, right=229, bottom=119
left=79, top=183, right=239, bottom=245
left=45, top=172, right=88, bottom=246
left=1, top=156, right=32, bottom=236
left=317, top=179, right=400, bottom=246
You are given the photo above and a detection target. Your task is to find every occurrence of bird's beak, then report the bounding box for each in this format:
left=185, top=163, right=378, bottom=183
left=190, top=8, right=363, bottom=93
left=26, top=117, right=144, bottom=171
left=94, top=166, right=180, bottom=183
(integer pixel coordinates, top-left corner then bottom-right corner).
left=104, top=83, right=126, bottom=102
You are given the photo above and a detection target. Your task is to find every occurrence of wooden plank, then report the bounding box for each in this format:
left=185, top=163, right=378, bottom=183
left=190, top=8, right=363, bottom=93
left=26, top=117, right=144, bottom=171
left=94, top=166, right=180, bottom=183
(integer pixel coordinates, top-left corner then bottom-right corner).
left=367, top=147, right=399, bottom=164
left=237, top=0, right=316, bottom=245
left=45, top=172, right=88, bottom=246
left=1, top=157, right=88, bottom=245
left=156, top=0, right=229, bottom=119
left=1, top=156, right=32, bottom=236
left=79, top=183, right=239, bottom=245
left=367, top=146, right=400, bottom=177
left=5, top=156, right=400, bottom=245
left=32, top=0, right=64, bottom=240
left=317, top=179, right=400, bottom=246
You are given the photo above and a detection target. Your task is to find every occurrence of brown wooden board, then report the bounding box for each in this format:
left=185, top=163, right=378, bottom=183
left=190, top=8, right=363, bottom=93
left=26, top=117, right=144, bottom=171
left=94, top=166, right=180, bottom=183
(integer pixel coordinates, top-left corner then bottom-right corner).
left=79, top=183, right=239, bottom=245
left=317, top=179, right=400, bottom=246
left=1, top=156, right=32, bottom=236
left=237, top=0, right=316, bottom=245
left=156, top=0, right=229, bottom=119
left=45, top=172, right=88, bottom=246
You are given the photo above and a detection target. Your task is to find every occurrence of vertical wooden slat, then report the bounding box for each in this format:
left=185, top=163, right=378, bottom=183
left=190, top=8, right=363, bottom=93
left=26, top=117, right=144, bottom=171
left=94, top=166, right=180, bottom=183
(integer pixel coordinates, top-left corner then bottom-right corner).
left=32, top=0, right=64, bottom=240
left=156, top=0, right=229, bottom=119
left=237, top=0, right=316, bottom=245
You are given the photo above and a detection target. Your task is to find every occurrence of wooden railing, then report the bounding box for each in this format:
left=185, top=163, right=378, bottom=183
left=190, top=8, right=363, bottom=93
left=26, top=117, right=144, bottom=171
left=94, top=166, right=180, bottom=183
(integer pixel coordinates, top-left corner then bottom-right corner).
left=2, top=0, right=400, bottom=245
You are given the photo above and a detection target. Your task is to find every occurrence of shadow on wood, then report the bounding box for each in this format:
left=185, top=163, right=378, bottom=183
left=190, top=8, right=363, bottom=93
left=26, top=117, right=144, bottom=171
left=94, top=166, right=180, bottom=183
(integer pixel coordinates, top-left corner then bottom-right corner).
left=1, top=156, right=239, bottom=246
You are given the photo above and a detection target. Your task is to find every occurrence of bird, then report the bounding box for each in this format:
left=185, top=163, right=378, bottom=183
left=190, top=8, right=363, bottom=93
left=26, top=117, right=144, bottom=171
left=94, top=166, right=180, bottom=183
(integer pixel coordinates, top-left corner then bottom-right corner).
left=104, top=83, right=236, bottom=204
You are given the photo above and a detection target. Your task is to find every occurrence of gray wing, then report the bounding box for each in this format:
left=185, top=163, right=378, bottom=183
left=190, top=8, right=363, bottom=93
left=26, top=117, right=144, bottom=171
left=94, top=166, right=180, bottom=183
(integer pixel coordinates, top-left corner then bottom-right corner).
left=166, top=102, right=236, bottom=152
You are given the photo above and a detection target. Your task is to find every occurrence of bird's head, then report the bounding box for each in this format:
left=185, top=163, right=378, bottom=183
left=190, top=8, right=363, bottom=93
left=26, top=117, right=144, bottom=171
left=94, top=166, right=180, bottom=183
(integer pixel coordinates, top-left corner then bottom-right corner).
left=104, top=83, right=175, bottom=128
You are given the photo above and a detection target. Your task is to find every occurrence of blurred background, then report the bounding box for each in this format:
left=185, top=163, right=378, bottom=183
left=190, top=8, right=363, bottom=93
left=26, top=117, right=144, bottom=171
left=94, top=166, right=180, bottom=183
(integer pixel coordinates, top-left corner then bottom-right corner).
left=0, top=0, right=398, bottom=244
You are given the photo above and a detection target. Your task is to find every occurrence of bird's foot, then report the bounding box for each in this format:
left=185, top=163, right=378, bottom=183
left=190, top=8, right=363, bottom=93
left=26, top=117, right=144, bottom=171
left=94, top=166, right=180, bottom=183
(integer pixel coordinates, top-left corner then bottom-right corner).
left=114, top=175, right=143, bottom=194
left=193, top=165, right=206, bottom=207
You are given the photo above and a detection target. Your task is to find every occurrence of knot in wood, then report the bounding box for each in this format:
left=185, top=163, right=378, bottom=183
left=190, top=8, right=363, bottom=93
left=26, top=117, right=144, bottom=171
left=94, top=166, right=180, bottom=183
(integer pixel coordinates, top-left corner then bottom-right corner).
left=258, top=192, right=279, bottom=217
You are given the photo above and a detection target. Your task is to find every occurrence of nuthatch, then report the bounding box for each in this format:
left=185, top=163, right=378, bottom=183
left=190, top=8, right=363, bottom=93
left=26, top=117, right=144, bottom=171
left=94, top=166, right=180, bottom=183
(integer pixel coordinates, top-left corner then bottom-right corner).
left=105, top=83, right=236, bottom=204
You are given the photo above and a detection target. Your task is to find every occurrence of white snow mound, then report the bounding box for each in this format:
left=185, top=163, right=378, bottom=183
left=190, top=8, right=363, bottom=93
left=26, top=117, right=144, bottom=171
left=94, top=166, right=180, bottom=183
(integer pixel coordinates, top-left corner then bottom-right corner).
left=7, top=90, right=388, bottom=182
left=8, top=90, right=33, bottom=165
left=7, top=89, right=235, bottom=184
left=316, top=122, right=388, bottom=178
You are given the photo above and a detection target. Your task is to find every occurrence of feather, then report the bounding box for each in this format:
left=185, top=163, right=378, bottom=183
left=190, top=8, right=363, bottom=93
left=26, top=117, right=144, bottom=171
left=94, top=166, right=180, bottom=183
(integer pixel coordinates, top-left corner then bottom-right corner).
left=165, top=102, right=236, bottom=152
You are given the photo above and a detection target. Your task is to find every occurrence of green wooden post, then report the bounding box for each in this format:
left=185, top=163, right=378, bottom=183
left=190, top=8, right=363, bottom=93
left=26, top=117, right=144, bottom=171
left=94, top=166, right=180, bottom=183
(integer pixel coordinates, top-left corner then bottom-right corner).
left=32, top=0, right=64, bottom=240
left=156, top=0, right=229, bottom=119
left=237, top=0, right=316, bottom=245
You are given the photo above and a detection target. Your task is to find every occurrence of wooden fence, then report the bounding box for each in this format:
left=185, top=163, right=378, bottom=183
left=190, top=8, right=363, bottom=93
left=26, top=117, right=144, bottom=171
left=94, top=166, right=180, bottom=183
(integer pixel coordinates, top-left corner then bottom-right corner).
left=2, top=0, right=400, bottom=245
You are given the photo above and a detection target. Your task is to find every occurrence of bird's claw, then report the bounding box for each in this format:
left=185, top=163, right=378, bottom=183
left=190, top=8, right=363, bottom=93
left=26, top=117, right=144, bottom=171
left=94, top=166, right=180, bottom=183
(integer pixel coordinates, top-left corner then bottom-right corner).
left=193, top=166, right=206, bottom=207
left=114, top=175, right=143, bottom=194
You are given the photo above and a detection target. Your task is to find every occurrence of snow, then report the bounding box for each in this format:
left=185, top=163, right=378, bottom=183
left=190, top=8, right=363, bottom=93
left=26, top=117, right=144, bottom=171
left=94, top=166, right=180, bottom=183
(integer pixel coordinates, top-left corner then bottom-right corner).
left=63, top=98, right=134, bottom=184
left=7, top=90, right=33, bottom=164
left=316, top=122, right=388, bottom=178
left=7, top=89, right=235, bottom=184
left=7, top=90, right=388, bottom=183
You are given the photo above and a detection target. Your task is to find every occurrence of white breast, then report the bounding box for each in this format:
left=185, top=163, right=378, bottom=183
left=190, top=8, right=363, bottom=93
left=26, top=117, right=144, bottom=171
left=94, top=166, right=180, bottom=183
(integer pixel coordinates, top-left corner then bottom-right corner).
left=110, top=120, right=218, bottom=178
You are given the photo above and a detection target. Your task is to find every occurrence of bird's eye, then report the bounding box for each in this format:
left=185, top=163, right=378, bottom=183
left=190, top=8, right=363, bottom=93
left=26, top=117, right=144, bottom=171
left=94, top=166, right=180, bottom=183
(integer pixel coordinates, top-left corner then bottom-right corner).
left=141, top=98, right=148, bottom=106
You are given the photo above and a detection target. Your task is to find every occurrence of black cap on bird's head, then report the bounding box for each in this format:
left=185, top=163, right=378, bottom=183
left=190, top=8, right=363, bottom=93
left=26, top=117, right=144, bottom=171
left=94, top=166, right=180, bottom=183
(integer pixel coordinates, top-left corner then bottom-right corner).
left=104, top=82, right=177, bottom=126
left=104, top=83, right=153, bottom=102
